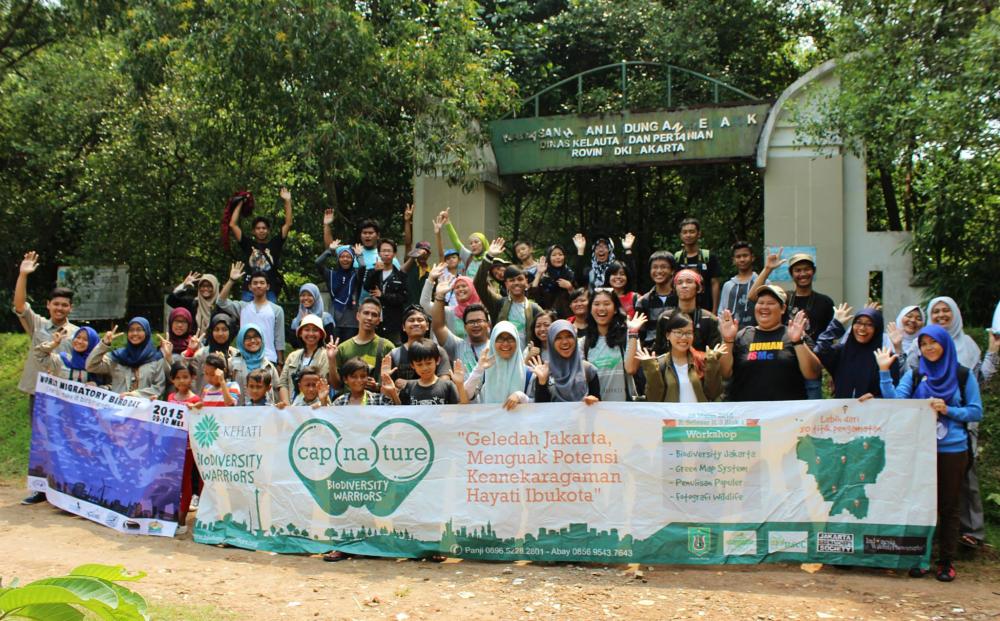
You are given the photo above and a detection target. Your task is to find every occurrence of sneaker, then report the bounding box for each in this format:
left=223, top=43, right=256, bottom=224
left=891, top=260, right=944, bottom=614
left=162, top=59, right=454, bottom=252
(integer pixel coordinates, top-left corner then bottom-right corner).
left=189, top=495, right=199, bottom=510
left=908, top=566, right=929, bottom=578
left=21, top=492, right=46, bottom=505
left=175, top=525, right=188, bottom=536
left=935, top=562, right=956, bottom=582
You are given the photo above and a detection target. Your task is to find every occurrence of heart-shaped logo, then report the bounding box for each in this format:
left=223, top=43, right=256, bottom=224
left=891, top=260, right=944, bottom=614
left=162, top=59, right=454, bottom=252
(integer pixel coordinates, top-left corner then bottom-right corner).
left=288, top=417, right=434, bottom=516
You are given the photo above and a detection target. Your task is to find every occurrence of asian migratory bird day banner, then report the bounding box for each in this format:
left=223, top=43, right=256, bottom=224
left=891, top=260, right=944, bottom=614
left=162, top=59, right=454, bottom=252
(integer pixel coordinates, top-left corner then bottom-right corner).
left=28, top=374, right=188, bottom=537
left=190, top=399, right=938, bottom=568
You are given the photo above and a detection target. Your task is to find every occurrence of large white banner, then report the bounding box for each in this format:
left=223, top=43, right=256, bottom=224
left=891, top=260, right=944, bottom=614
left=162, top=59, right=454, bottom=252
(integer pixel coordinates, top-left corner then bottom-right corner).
left=190, top=399, right=937, bottom=567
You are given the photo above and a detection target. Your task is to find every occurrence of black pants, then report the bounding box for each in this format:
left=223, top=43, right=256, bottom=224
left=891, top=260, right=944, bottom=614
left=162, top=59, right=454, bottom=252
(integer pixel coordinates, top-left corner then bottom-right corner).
left=937, top=451, right=968, bottom=564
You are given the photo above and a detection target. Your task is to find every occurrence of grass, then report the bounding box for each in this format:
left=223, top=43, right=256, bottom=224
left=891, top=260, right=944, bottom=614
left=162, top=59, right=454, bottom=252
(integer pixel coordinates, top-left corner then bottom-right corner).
left=0, top=333, right=31, bottom=479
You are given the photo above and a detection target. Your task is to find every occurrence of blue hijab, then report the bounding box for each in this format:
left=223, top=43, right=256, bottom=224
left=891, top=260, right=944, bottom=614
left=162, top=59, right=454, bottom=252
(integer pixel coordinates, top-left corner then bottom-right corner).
left=60, top=326, right=100, bottom=371
left=110, top=317, right=163, bottom=368
left=330, top=246, right=357, bottom=311
left=236, top=323, right=266, bottom=371
left=914, top=324, right=960, bottom=400
left=292, top=283, right=329, bottom=331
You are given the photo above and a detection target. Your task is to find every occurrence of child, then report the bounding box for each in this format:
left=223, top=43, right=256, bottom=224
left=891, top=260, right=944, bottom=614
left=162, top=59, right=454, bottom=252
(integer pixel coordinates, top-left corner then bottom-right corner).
left=292, top=366, right=330, bottom=407
left=245, top=368, right=280, bottom=407
left=167, top=361, right=200, bottom=536
left=381, top=338, right=469, bottom=405
left=332, top=357, right=394, bottom=406
left=199, top=353, right=240, bottom=406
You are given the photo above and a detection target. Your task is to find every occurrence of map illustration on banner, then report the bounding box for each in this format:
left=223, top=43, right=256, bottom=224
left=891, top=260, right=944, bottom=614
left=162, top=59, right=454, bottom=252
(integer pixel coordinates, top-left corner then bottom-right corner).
left=28, top=375, right=188, bottom=537
left=190, top=400, right=937, bottom=569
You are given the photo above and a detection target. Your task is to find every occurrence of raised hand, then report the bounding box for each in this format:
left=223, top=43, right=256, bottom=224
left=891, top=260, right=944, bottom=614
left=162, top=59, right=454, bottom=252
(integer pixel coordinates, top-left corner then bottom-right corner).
left=352, top=243, right=364, bottom=257
left=885, top=321, right=903, bottom=351
left=317, top=377, right=330, bottom=403
left=434, top=276, right=452, bottom=300
left=833, top=302, right=854, bottom=326
left=186, top=330, right=204, bottom=352
left=488, top=237, right=505, bottom=256
left=437, top=207, right=451, bottom=226
left=181, top=271, right=201, bottom=288
left=103, top=325, right=120, bottom=346
left=50, top=329, right=65, bottom=347
left=159, top=333, right=173, bottom=358
left=864, top=301, right=883, bottom=311
left=323, top=208, right=335, bottom=225
left=708, top=342, right=729, bottom=357
left=429, top=261, right=447, bottom=281
left=325, top=337, right=340, bottom=362
left=535, top=255, right=548, bottom=276
left=19, top=251, right=39, bottom=275
left=622, top=232, right=636, bottom=251
left=451, top=359, right=466, bottom=385
left=432, top=212, right=444, bottom=234
left=476, top=345, right=495, bottom=370
left=764, top=247, right=785, bottom=271
left=404, top=204, right=414, bottom=222
left=380, top=356, right=399, bottom=398
left=787, top=310, right=809, bottom=343
left=634, top=345, right=657, bottom=362
left=572, top=233, right=586, bottom=254
left=719, top=309, right=739, bottom=342
left=213, top=367, right=226, bottom=383
left=874, top=346, right=898, bottom=371
left=279, top=187, right=291, bottom=202
left=328, top=238, right=342, bottom=251
left=626, top=312, right=648, bottom=333
left=229, top=261, right=245, bottom=282
left=527, top=355, right=549, bottom=385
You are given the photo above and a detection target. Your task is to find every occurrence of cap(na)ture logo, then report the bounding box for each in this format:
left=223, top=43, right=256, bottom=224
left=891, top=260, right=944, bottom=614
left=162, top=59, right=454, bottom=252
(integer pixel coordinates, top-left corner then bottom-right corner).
left=193, top=415, right=220, bottom=448
left=289, top=418, right=434, bottom=516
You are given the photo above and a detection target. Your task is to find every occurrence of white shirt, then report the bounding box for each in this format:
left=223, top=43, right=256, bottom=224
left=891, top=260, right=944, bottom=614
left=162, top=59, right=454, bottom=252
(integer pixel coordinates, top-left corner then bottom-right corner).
left=241, top=301, right=277, bottom=362
left=673, top=362, right=697, bottom=403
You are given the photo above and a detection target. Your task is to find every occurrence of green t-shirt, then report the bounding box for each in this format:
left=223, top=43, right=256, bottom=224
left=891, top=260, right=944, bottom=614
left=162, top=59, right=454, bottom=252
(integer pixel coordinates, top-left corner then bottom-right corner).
left=336, top=336, right=395, bottom=373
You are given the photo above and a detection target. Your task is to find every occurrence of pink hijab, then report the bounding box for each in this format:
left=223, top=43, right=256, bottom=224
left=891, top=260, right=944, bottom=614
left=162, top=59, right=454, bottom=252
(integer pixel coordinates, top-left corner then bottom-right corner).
left=452, top=276, right=481, bottom=319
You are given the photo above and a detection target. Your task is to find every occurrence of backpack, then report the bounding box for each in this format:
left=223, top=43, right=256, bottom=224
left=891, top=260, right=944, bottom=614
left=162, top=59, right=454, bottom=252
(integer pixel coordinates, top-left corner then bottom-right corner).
left=911, top=365, right=974, bottom=466
left=674, top=248, right=710, bottom=268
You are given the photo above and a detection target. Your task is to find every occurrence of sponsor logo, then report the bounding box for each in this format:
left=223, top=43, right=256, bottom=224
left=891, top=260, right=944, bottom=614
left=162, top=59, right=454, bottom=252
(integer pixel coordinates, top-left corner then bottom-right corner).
left=193, top=415, right=220, bottom=448
left=147, top=520, right=163, bottom=535
left=817, top=532, right=855, bottom=554
left=768, top=531, right=809, bottom=554
left=687, top=527, right=712, bottom=557
left=863, top=535, right=926, bottom=555
left=723, top=530, right=757, bottom=556
left=29, top=479, right=46, bottom=490
left=290, top=418, right=434, bottom=517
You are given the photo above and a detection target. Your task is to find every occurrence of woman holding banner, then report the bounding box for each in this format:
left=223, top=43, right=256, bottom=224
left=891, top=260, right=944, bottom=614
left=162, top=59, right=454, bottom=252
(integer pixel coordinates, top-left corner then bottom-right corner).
left=86, top=317, right=166, bottom=399
left=529, top=320, right=600, bottom=404
left=465, top=321, right=529, bottom=409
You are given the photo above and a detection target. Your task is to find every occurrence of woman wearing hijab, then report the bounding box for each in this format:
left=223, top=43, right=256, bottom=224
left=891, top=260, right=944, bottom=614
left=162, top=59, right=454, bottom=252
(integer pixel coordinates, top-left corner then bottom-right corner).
left=529, top=244, right=576, bottom=318
left=230, top=322, right=280, bottom=404
left=815, top=304, right=899, bottom=398
left=573, top=233, right=617, bottom=289
left=877, top=325, right=982, bottom=582
left=528, top=320, right=600, bottom=403
left=160, top=307, right=194, bottom=376
left=891, top=305, right=925, bottom=366
left=911, top=297, right=981, bottom=371
left=183, top=314, right=238, bottom=392
left=290, top=283, right=336, bottom=347
left=422, top=263, right=481, bottom=340
left=167, top=272, right=231, bottom=334
left=440, top=209, right=489, bottom=278
left=464, top=321, right=529, bottom=409
left=86, top=317, right=166, bottom=399
left=36, top=326, right=104, bottom=384
left=316, top=242, right=367, bottom=342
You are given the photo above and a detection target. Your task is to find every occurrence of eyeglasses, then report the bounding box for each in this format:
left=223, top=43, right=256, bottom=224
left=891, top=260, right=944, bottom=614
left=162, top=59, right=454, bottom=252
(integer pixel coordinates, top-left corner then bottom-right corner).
left=465, top=319, right=487, bottom=325
left=671, top=331, right=695, bottom=339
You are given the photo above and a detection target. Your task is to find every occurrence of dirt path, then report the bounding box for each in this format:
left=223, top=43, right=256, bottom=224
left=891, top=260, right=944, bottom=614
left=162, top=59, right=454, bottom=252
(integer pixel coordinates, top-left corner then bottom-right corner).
left=1, top=484, right=998, bottom=621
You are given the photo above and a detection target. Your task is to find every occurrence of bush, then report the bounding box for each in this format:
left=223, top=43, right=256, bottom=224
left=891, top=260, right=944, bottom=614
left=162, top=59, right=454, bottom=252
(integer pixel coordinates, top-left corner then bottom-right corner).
left=0, top=564, right=148, bottom=620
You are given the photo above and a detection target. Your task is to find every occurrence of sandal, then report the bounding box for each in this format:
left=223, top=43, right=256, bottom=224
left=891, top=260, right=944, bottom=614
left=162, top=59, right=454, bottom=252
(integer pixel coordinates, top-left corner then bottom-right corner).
left=322, top=550, right=351, bottom=562
left=959, top=535, right=981, bottom=549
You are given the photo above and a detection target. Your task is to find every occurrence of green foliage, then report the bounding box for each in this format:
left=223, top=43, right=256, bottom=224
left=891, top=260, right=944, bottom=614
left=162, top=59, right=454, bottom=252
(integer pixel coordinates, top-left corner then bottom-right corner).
left=0, top=564, right=148, bottom=621
left=0, top=333, right=30, bottom=478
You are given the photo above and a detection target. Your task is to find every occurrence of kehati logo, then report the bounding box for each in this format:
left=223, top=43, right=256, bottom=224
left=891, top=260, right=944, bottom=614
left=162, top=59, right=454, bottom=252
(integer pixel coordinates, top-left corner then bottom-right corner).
left=723, top=530, right=758, bottom=556
left=289, top=418, right=434, bottom=517
left=193, top=415, right=220, bottom=448
left=768, top=531, right=809, bottom=554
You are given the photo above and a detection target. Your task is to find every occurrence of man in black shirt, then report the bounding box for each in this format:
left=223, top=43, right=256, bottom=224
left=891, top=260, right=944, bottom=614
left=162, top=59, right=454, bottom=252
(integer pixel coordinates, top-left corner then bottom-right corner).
left=228, top=187, right=293, bottom=302
left=674, top=218, right=721, bottom=313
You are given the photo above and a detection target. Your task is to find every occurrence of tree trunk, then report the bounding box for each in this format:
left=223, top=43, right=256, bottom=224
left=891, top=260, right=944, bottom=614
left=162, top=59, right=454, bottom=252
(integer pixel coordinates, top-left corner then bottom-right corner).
left=878, top=163, right=902, bottom=231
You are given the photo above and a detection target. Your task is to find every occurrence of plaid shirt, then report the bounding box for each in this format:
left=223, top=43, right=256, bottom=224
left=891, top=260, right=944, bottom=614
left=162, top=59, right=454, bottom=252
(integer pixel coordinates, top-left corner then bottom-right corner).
left=331, top=390, right=394, bottom=406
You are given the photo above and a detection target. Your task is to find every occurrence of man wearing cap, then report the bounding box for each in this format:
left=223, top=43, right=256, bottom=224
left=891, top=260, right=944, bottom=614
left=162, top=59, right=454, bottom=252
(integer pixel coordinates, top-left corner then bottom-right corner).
left=475, top=238, right=542, bottom=346
left=718, top=284, right=821, bottom=402
left=402, top=240, right=432, bottom=307
left=749, top=249, right=834, bottom=343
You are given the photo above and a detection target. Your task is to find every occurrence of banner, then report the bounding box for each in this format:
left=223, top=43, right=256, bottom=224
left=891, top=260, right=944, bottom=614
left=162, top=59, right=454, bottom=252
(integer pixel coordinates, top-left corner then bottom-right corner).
left=28, top=375, right=188, bottom=537
left=190, top=399, right=937, bottom=567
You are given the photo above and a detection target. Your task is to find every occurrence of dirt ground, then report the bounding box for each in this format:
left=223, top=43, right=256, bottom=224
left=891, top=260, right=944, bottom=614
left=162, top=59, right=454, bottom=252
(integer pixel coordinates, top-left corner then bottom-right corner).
left=2, top=484, right=999, bottom=621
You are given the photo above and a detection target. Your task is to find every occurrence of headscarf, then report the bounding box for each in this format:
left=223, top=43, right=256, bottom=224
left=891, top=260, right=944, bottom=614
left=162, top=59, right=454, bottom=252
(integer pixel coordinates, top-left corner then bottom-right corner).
left=452, top=276, right=481, bottom=320
left=589, top=237, right=616, bottom=288
left=60, top=327, right=100, bottom=371
left=330, top=246, right=357, bottom=312
left=207, top=313, right=233, bottom=357
left=110, top=317, right=163, bottom=368
left=992, top=299, right=1000, bottom=334
left=540, top=244, right=574, bottom=293
left=236, top=323, right=265, bottom=371
left=913, top=324, right=960, bottom=400
left=167, top=307, right=193, bottom=354
left=545, top=320, right=588, bottom=402
left=292, top=283, right=325, bottom=331
left=894, top=305, right=923, bottom=354
left=482, top=322, right=526, bottom=404
left=925, top=296, right=981, bottom=369
left=470, top=233, right=489, bottom=258
left=194, top=274, right=220, bottom=334
left=830, top=308, right=890, bottom=398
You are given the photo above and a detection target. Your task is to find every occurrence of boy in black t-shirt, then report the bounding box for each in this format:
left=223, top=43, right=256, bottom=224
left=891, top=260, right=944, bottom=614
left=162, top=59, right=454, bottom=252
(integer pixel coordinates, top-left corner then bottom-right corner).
left=228, top=187, right=293, bottom=301
left=380, top=338, right=468, bottom=405
left=674, top=218, right=721, bottom=313
left=748, top=250, right=834, bottom=343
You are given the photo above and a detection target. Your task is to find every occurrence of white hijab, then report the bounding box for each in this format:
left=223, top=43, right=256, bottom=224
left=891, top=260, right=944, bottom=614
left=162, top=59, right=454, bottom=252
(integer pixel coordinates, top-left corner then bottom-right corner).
left=925, top=296, right=981, bottom=369
left=894, top=305, right=923, bottom=355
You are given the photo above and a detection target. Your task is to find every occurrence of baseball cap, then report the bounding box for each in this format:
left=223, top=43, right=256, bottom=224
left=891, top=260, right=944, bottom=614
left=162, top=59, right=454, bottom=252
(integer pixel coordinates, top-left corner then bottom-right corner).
left=407, top=241, right=431, bottom=258
left=787, top=253, right=816, bottom=269
left=491, top=256, right=512, bottom=267
left=444, top=248, right=459, bottom=258
left=757, top=284, right=788, bottom=306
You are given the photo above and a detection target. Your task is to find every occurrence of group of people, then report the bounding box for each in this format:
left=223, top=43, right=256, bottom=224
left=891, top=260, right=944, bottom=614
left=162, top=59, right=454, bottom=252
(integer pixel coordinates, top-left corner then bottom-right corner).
left=13, top=191, right=999, bottom=576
